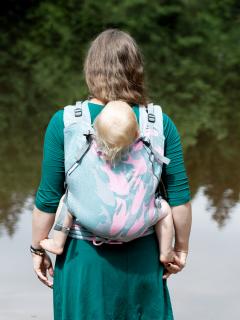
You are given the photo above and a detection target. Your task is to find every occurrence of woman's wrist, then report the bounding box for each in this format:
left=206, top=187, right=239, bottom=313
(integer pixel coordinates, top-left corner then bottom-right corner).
left=31, top=241, right=42, bottom=250
left=174, top=241, right=189, bottom=253
left=31, top=242, right=42, bottom=249
left=30, top=245, right=45, bottom=256
left=174, top=248, right=188, bottom=254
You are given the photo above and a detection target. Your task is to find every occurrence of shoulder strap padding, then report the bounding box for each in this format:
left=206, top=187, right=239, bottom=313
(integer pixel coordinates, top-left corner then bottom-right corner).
left=63, top=100, right=94, bottom=174
left=139, top=103, right=170, bottom=165
left=63, top=101, right=93, bottom=134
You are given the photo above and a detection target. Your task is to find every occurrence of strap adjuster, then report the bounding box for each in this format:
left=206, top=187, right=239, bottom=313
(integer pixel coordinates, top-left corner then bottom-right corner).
left=83, top=130, right=93, bottom=143
left=75, top=108, right=82, bottom=117
left=148, top=113, right=155, bottom=123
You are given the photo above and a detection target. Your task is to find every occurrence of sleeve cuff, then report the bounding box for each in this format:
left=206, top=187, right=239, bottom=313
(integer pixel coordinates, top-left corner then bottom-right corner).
left=35, top=200, right=57, bottom=214
left=168, top=195, right=191, bottom=207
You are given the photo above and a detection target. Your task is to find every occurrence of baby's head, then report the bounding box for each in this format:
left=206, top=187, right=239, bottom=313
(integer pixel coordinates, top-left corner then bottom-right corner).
left=94, top=100, right=139, bottom=164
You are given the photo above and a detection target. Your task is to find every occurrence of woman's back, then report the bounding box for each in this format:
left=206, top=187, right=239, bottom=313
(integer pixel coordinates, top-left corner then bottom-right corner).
left=32, top=29, right=192, bottom=320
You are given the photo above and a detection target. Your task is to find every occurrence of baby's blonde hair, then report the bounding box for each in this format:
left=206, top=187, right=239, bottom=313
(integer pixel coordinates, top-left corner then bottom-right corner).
left=94, top=101, right=139, bottom=164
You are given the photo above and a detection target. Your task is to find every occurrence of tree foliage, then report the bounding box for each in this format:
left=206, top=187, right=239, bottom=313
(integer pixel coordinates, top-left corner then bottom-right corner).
left=1, top=0, right=239, bottom=140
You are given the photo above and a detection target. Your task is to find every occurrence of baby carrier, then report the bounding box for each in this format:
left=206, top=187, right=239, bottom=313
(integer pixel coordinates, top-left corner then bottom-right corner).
left=55, top=100, right=170, bottom=244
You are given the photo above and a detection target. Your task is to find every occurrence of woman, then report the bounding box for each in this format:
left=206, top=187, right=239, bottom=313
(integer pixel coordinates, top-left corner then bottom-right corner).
left=31, top=29, right=192, bottom=319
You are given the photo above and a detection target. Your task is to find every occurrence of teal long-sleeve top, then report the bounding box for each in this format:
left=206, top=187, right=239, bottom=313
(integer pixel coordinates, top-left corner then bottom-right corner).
left=35, top=102, right=191, bottom=213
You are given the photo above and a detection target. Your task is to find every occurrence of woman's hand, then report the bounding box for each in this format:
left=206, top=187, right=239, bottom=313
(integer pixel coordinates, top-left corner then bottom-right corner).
left=31, top=207, right=56, bottom=287
left=173, top=250, right=188, bottom=269
left=32, top=252, right=54, bottom=288
left=162, top=250, right=188, bottom=279
left=162, top=202, right=192, bottom=279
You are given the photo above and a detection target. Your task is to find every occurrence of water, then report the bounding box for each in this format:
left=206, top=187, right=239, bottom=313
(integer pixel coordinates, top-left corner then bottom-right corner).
left=0, top=197, right=53, bottom=320
left=1, top=120, right=240, bottom=319
left=1, top=189, right=239, bottom=319
left=170, top=189, right=240, bottom=319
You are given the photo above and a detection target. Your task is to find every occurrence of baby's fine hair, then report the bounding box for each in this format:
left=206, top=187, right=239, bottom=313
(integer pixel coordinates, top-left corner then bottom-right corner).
left=94, top=101, right=139, bottom=165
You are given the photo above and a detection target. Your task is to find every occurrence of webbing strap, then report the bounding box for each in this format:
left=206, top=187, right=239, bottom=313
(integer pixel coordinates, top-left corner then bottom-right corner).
left=139, top=103, right=169, bottom=164
left=147, top=103, right=155, bottom=139
left=64, top=100, right=94, bottom=181
left=141, top=137, right=170, bottom=165
left=53, top=196, right=71, bottom=234
left=147, top=103, right=163, bottom=151
left=66, top=137, right=93, bottom=177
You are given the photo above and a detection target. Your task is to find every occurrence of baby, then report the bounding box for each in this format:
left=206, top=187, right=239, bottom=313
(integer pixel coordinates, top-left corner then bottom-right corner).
left=40, top=101, right=174, bottom=263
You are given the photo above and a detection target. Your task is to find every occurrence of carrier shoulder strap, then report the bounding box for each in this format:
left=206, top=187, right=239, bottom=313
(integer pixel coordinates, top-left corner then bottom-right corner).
left=64, top=101, right=94, bottom=177
left=63, top=100, right=92, bottom=129
left=139, top=103, right=170, bottom=165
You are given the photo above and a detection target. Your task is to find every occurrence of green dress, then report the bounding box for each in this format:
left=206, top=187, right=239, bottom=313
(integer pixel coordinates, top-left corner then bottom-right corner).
left=35, top=101, right=191, bottom=320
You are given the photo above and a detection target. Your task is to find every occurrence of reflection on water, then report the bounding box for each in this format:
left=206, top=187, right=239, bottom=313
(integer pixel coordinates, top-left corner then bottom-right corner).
left=0, top=197, right=53, bottom=320
left=0, top=130, right=43, bottom=236
left=170, top=190, right=240, bottom=320
left=1, top=190, right=240, bottom=320
left=186, top=129, right=240, bottom=227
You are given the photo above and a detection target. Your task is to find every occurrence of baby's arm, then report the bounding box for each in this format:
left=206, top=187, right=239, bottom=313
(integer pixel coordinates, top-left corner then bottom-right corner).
left=40, top=195, right=73, bottom=255
left=155, top=199, right=174, bottom=264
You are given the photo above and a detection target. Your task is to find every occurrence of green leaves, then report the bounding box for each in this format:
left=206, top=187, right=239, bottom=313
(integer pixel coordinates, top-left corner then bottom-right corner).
left=1, top=0, right=239, bottom=146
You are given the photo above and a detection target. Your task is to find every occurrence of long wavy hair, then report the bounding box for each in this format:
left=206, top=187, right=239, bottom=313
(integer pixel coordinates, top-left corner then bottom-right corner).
left=84, top=29, right=147, bottom=105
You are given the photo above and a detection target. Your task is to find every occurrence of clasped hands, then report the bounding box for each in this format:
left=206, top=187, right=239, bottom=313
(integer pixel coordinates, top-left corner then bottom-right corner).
left=160, top=249, right=188, bottom=279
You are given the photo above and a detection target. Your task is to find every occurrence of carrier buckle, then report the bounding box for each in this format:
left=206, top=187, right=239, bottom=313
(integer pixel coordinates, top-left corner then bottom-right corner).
left=148, top=113, right=155, bottom=123
left=74, top=107, right=82, bottom=117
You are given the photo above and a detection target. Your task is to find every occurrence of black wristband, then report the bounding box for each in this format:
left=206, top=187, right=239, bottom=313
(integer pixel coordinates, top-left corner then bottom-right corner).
left=30, top=245, right=45, bottom=256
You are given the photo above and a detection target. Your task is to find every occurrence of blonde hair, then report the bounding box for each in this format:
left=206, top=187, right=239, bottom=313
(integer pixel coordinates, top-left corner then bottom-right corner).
left=94, top=101, right=139, bottom=164
left=84, top=29, right=147, bottom=105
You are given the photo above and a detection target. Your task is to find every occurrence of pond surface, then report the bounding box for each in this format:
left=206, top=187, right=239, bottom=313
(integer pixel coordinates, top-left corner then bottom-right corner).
left=0, top=122, right=240, bottom=319
left=0, top=189, right=239, bottom=319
